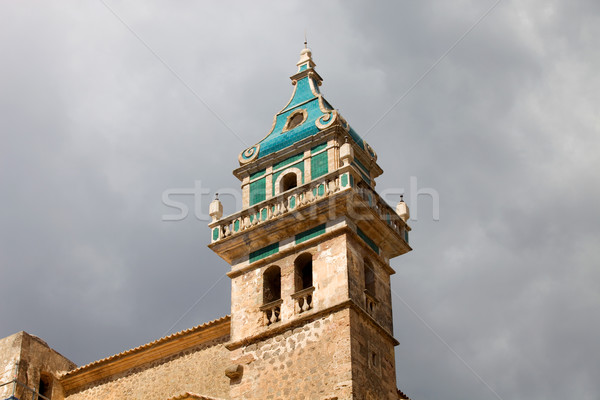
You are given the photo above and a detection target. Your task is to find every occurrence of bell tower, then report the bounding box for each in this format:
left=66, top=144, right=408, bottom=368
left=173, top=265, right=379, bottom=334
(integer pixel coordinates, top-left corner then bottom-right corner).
left=209, top=46, right=412, bottom=400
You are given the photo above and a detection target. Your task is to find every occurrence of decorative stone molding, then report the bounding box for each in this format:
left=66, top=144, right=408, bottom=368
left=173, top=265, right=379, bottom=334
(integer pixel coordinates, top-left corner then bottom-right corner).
left=315, top=110, right=338, bottom=130
left=365, top=141, right=377, bottom=161
left=238, top=144, right=260, bottom=165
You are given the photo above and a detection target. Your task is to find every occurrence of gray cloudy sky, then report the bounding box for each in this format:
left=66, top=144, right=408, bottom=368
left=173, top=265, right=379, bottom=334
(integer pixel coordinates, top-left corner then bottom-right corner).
left=1, top=1, right=599, bottom=399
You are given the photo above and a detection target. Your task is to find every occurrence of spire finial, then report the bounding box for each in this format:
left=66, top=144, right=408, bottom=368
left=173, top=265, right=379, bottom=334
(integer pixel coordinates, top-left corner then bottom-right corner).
left=400, top=194, right=404, bottom=202
left=297, top=39, right=314, bottom=68
left=304, top=30, right=308, bottom=49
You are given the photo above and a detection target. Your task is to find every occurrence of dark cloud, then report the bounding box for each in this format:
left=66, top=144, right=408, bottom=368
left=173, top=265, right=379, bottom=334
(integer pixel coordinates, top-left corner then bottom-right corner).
left=1, top=1, right=599, bottom=399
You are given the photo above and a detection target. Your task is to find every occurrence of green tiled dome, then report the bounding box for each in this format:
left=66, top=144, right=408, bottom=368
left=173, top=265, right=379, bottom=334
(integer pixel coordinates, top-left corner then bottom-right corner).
left=239, top=47, right=371, bottom=164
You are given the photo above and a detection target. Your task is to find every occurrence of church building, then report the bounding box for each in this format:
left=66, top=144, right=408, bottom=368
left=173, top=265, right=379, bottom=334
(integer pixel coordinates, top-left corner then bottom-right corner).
left=0, top=45, right=412, bottom=400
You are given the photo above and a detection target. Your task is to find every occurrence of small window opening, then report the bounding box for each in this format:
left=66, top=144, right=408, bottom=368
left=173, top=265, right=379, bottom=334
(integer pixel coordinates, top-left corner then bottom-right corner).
left=281, top=173, right=298, bottom=192
left=294, top=253, right=313, bottom=292
left=287, top=112, right=304, bottom=130
left=263, top=266, right=281, bottom=304
left=38, top=373, right=52, bottom=399
left=371, top=351, right=378, bottom=367
left=293, top=253, right=314, bottom=313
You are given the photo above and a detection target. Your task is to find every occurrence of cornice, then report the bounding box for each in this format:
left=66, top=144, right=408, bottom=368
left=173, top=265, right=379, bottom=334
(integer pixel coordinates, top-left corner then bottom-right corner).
left=225, top=223, right=345, bottom=279
left=233, top=125, right=340, bottom=180
left=210, top=166, right=411, bottom=265
left=225, top=299, right=398, bottom=350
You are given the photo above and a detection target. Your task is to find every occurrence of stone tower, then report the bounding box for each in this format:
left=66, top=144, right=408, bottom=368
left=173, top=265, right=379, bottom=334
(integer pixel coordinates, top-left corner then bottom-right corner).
left=208, top=47, right=412, bottom=400
left=0, top=331, right=76, bottom=400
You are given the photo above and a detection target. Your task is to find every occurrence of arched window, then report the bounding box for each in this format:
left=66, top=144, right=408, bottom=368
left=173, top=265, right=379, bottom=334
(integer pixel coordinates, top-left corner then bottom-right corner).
left=294, top=253, right=313, bottom=292
left=274, top=167, right=302, bottom=196
left=263, top=266, right=281, bottom=304
left=262, top=266, right=282, bottom=325
left=292, top=253, right=314, bottom=314
left=281, top=173, right=298, bottom=192
left=364, top=260, right=375, bottom=296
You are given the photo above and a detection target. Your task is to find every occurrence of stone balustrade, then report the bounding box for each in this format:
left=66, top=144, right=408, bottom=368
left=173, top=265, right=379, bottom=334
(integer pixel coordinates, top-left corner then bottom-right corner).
left=354, top=181, right=409, bottom=244
left=209, top=167, right=409, bottom=245
left=209, top=171, right=345, bottom=243
left=259, top=299, right=282, bottom=326
left=291, top=286, right=315, bottom=314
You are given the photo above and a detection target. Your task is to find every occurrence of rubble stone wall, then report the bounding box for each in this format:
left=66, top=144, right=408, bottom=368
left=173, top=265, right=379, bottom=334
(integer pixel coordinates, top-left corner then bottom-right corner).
left=350, top=308, right=399, bottom=400
left=229, top=310, right=354, bottom=400
left=64, top=335, right=231, bottom=400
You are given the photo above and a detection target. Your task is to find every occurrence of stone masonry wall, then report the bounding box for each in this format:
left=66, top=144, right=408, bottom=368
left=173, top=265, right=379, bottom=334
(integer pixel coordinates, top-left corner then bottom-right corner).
left=346, top=236, right=394, bottom=334
left=229, top=310, right=353, bottom=400
left=65, top=335, right=231, bottom=400
left=349, top=308, right=399, bottom=400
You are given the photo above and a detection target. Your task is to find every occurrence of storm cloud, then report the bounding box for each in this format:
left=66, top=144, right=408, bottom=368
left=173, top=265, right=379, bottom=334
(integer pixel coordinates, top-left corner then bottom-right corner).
left=1, top=1, right=599, bottom=399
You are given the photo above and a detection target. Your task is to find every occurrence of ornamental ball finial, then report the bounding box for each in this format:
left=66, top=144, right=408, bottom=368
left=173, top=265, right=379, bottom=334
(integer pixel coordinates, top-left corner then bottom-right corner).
left=209, top=194, right=223, bottom=223
left=340, top=136, right=354, bottom=166
left=396, top=195, right=410, bottom=222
